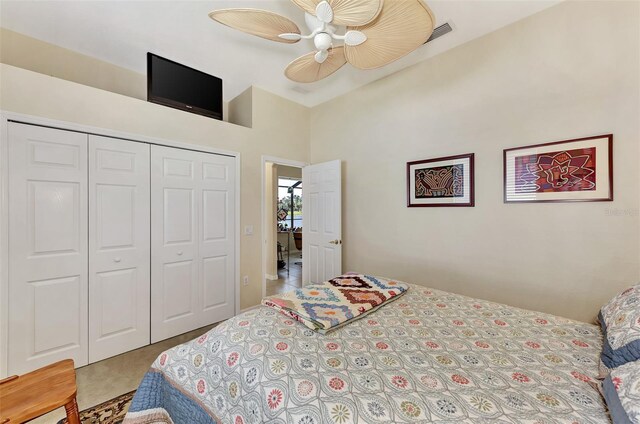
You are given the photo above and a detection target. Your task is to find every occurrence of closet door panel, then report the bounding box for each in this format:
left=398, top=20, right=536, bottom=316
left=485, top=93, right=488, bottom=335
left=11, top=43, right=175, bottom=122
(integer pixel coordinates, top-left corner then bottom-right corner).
left=151, top=146, right=199, bottom=343
left=151, top=146, right=236, bottom=342
left=200, top=155, right=236, bottom=325
left=89, top=135, right=150, bottom=362
left=8, top=123, right=88, bottom=374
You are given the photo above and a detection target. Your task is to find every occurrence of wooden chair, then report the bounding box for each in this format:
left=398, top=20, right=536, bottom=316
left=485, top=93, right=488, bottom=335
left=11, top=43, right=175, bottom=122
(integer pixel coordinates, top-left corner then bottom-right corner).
left=0, top=359, right=80, bottom=424
left=293, top=232, right=302, bottom=251
left=293, top=232, right=303, bottom=265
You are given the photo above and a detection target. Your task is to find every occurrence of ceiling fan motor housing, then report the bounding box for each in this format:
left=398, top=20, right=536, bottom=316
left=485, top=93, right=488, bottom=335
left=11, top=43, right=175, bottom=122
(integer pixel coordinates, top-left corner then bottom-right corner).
left=314, top=32, right=332, bottom=50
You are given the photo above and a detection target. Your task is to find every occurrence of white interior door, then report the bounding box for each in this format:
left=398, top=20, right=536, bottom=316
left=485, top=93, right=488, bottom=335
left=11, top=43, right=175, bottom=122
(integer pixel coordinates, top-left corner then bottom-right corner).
left=151, top=145, right=235, bottom=343
left=199, top=153, right=236, bottom=328
left=302, top=160, right=342, bottom=285
left=7, top=123, right=88, bottom=374
left=88, top=135, right=150, bottom=362
left=151, top=146, right=199, bottom=342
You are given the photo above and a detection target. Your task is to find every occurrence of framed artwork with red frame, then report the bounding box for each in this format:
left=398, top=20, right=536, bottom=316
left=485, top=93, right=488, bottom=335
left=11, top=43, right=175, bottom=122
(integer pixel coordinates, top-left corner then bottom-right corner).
left=407, top=153, right=474, bottom=207
left=503, top=134, right=613, bottom=203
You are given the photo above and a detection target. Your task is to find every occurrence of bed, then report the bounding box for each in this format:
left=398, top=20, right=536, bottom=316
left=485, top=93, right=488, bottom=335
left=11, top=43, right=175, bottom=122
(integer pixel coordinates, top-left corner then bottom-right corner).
left=123, top=283, right=610, bottom=423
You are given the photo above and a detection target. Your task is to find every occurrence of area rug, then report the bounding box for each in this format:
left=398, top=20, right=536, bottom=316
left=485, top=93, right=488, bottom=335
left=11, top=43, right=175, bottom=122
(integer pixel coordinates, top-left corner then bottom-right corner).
left=57, top=390, right=135, bottom=424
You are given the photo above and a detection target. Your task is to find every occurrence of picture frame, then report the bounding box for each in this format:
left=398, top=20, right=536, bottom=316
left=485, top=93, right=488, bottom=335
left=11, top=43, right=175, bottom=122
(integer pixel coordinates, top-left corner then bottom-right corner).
left=503, top=134, right=613, bottom=203
left=407, top=153, right=474, bottom=207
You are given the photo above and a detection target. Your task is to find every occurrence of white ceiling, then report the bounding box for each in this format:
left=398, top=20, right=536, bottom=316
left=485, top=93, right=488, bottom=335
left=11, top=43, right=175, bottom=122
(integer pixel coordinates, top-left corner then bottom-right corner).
left=0, top=0, right=561, bottom=107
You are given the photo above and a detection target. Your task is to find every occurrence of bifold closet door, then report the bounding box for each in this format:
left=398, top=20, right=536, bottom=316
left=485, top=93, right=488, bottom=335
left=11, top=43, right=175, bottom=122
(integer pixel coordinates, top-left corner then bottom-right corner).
left=7, top=123, right=88, bottom=375
left=88, top=135, right=150, bottom=362
left=151, top=145, right=235, bottom=343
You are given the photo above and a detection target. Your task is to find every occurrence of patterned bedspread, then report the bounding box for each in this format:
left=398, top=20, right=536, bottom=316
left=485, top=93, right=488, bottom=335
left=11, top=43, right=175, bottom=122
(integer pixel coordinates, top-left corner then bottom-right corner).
left=124, top=284, right=610, bottom=423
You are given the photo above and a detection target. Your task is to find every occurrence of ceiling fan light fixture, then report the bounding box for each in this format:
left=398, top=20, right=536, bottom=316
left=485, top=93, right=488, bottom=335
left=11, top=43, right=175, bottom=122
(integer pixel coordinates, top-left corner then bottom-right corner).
left=314, top=32, right=333, bottom=50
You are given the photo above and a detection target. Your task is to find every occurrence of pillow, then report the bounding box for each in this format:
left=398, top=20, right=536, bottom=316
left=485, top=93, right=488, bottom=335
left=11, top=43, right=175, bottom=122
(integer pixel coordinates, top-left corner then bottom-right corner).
left=602, top=360, right=640, bottom=423
left=599, top=284, right=640, bottom=369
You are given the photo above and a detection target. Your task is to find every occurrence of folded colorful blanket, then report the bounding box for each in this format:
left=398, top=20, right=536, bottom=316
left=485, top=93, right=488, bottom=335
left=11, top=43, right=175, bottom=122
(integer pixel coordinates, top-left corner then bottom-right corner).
left=261, top=274, right=409, bottom=333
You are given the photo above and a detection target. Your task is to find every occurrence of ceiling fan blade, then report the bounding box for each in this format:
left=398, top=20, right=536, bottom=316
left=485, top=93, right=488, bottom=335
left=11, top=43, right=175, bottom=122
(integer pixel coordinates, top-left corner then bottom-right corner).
left=285, top=46, right=347, bottom=83
left=326, top=0, right=383, bottom=26
left=290, top=0, right=318, bottom=16
left=291, top=0, right=382, bottom=26
left=344, top=0, right=435, bottom=69
left=209, top=9, right=301, bottom=43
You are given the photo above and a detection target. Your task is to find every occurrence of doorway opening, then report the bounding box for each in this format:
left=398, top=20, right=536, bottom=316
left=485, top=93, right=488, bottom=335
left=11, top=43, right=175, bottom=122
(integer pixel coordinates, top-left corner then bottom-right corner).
left=262, top=158, right=306, bottom=299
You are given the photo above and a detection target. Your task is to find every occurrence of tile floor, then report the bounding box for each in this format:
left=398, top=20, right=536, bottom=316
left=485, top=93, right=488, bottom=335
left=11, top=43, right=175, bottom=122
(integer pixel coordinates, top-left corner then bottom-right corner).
left=31, top=324, right=216, bottom=424
left=266, top=251, right=302, bottom=296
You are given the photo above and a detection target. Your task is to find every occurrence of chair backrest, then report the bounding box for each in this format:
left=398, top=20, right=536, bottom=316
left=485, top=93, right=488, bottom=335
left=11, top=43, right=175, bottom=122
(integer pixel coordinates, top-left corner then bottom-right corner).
left=293, top=232, right=302, bottom=250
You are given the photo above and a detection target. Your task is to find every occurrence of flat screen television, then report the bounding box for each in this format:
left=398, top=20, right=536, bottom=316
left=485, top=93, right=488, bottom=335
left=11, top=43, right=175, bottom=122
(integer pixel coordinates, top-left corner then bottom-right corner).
left=147, top=53, right=223, bottom=120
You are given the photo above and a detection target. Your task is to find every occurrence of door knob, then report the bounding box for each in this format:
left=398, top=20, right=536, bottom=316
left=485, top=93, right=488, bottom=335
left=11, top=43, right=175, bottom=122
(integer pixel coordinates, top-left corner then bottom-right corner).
left=329, top=240, right=342, bottom=245
left=113, top=257, right=121, bottom=263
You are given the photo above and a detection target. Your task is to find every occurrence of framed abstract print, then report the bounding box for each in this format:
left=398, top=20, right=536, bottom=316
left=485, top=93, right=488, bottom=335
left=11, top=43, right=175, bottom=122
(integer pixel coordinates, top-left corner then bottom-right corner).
left=504, top=134, right=613, bottom=203
left=407, top=153, right=474, bottom=207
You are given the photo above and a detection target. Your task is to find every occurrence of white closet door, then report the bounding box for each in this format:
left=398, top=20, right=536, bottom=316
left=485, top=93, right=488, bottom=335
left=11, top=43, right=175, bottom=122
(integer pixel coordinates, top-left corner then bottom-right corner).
left=8, top=123, right=88, bottom=374
left=199, top=152, right=236, bottom=328
left=151, top=146, right=200, bottom=342
left=88, top=135, right=150, bottom=362
left=151, top=145, right=235, bottom=342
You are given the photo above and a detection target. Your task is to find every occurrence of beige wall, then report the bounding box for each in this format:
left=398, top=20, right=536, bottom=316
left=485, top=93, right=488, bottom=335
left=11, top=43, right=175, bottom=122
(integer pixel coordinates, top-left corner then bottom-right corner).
left=228, top=87, right=253, bottom=128
left=309, top=1, right=640, bottom=322
left=0, top=64, right=310, bottom=310
left=0, top=27, right=146, bottom=100
left=0, top=28, right=237, bottom=123
left=1, top=0, right=638, bottom=322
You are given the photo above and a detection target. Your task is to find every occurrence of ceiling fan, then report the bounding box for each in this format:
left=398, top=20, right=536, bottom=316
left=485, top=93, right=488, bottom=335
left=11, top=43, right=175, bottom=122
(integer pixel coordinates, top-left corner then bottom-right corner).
left=209, top=0, right=435, bottom=83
